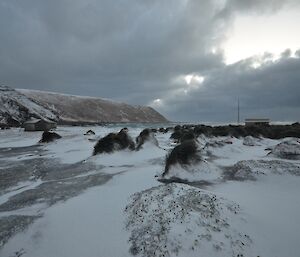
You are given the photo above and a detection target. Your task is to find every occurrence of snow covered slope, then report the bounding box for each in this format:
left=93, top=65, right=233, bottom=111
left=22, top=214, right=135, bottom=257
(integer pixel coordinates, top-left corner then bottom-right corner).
left=18, top=89, right=168, bottom=124
left=0, top=86, right=58, bottom=126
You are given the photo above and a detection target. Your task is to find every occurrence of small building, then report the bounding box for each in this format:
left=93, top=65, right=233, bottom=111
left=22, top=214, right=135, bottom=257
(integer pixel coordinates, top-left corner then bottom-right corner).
left=245, top=118, right=270, bottom=126
left=0, top=123, right=10, bottom=130
left=23, top=118, right=57, bottom=131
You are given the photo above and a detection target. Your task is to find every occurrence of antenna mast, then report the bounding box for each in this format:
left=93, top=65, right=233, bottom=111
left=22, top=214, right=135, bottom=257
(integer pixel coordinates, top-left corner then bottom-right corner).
left=237, top=97, right=240, bottom=125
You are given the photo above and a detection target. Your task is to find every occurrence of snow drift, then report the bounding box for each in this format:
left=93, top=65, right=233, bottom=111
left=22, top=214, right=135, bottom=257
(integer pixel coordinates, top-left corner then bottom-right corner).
left=269, top=138, right=300, bottom=159
left=125, top=183, right=252, bottom=257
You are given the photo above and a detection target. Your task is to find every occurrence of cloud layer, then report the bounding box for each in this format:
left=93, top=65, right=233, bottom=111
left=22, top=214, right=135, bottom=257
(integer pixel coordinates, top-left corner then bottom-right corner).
left=157, top=52, right=300, bottom=122
left=0, top=0, right=299, bottom=122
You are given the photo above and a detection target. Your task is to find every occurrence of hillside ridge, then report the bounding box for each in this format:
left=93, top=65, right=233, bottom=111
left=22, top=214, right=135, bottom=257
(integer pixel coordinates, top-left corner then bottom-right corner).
left=20, top=88, right=168, bottom=125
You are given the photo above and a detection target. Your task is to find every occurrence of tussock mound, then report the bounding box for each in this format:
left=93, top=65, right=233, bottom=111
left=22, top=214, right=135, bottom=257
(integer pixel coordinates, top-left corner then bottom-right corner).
left=39, top=131, right=62, bottom=143
left=162, top=140, right=201, bottom=177
left=135, top=128, right=158, bottom=151
left=180, top=131, right=196, bottom=143
left=158, top=127, right=168, bottom=133
left=170, top=126, right=197, bottom=143
left=174, top=125, right=182, bottom=131
left=93, top=133, right=117, bottom=154
left=115, top=128, right=135, bottom=150
left=84, top=129, right=95, bottom=135
left=170, top=130, right=182, bottom=141
left=93, top=128, right=135, bottom=155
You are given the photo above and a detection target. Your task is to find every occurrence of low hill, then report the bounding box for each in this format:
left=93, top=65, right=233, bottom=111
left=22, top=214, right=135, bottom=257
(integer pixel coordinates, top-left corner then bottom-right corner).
left=18, top=89, right=168, bottom=124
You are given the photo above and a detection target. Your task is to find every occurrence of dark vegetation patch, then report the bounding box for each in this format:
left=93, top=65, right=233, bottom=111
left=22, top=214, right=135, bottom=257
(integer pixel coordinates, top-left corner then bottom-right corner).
left=174, top=125, right=182, bottom=131
left=84, top=129, right=95, bottom=135
left=136, top=129, right=149, bottom=150
left=157, top=177, right=213, bottom=188
left=163, top=140, right=201, bottom=177
left=172, top=123, right=300, bottom=139
left=39, top=131, right=62, bottom=143
left=180, top=131, right=196, bottom=143
left=170, top=130, right=182, bottom=141
left=170, top=127, right=196, bottom=143
left=136, top=128, right=159, bottom=150
left=93, top=133, right=117, bottom=154
left=0, top=125, right=10, bottom=130
left=158, top=127, right=166, bottom=133
left=93, top=128, right=135, bottom=155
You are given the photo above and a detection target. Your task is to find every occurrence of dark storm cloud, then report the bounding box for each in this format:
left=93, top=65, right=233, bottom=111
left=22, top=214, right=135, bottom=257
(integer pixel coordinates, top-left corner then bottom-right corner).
left=0, top=0, right=226, bottom=98
left=0, top=0, right=299, bottom=122
left=220, top=0, right=300, bottom=16
left=159, top=52, right=300, bottom=122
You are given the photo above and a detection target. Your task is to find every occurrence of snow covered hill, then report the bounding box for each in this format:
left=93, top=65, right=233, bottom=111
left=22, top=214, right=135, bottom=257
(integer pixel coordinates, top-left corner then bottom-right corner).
left=18, top=89, right=168, bottom=124
left=0, top=86, right=167, bottom=126
left=0, top=86, right=58, bottom=126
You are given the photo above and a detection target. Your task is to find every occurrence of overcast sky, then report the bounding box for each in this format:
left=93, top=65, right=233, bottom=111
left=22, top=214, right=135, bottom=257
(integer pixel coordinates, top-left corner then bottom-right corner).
left=0, top=0, right=300, bottom=122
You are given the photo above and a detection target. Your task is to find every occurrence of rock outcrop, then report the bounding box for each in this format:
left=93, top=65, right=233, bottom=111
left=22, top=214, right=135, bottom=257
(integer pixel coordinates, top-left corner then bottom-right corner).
left=0, top=86, right=58, bottom=126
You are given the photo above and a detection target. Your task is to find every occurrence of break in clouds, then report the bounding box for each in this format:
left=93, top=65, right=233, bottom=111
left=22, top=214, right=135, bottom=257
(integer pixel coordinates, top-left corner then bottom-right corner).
left=0, top=0, right=299, bottom=122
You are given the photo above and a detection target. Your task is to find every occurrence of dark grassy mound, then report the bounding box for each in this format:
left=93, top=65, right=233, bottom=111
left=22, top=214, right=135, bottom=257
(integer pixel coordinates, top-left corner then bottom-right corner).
left=193, top=125, right=212, bottom=136
left=115, top=128, right=135, bottom=150
left=170, top=130, right=183, bottom=141
left=174, top=125, right=182, bottom=132
left=93, top=128, right=135, bottom=155
left=136, top=129, right=150, bottom=151
left=136, top=128, right=158, bottom=150
left=170, top=128, right=196, bottom=143
left=162, top=140, right=200, bottom=177
left=180, top=131, right=196, bottom=143
left=84, top=129, right=95, bottom=135
left=93, top=133, right=117, bottom=154
left=39, top=131, right=62, bottom=143
left=178, top=123, right=300, bottom=139
left=158, top=127, right=166, bottom=133
left=166, top=127, right=172, bottom=132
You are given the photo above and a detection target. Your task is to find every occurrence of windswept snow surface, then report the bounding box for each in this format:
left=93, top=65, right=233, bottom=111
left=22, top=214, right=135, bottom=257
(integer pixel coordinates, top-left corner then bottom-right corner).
left=0, top=125, right=300, bottom=257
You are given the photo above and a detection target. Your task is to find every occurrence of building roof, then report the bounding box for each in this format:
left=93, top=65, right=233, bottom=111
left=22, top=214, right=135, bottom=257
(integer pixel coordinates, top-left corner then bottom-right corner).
left=245, top=118, right=270, bottom=122
left=23, top=118, right=56, bottom=124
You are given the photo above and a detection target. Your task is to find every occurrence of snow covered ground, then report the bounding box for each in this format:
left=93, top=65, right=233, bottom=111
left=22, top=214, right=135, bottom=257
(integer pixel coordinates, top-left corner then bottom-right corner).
left=0, top=125, right=300, bottom=257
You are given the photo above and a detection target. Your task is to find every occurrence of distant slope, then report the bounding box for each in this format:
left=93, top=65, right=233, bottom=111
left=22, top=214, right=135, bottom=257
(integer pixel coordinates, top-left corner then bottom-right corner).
left=18, top=89, right=168, bottom=124
left=0, top=86, right=58, bottom=126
